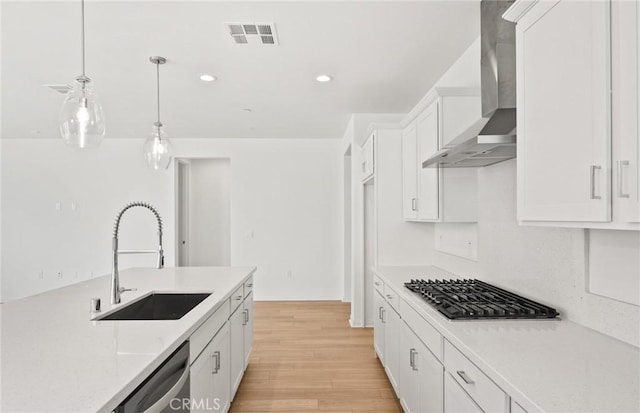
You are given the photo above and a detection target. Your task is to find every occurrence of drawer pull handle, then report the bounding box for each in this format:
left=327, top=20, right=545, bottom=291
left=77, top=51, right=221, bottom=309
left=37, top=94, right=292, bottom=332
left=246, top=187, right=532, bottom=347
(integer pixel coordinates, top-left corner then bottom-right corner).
left=374, top=281, right=380, bottom=286
left=590, top=165, right=602, bottom=200
left=378, top=306, right=383, bottom=321
left=381, top=308, right=386, bottom=324
left=235, top=295, right=243, bottom=301
left=247, top=283, right=254, bottom=288
left=385, top=294, right=393, bottom=299
left=409, top=348, right=418, bottom=370
left=212, top=351, right=221, bottom=374
left=457, top=370, right=475, bottom=385
left=617, top=160, right=630, bottom=198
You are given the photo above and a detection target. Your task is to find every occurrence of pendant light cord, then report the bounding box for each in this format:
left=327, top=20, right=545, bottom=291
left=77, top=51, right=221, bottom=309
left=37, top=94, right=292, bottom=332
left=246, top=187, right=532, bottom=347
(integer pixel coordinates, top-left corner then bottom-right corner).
left=81, top=0, right=86, bottom=77
left=156, top=62, right=161, bottom=126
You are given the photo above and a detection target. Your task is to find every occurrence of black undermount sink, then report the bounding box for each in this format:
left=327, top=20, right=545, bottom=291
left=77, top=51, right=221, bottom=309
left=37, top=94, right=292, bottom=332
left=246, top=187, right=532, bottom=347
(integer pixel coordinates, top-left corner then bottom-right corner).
left=97, top=292, right=212, bottom=321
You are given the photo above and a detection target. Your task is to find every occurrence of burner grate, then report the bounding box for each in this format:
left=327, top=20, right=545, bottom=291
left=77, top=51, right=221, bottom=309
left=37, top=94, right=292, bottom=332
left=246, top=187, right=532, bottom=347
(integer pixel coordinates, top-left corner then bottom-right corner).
left=404, top=279, right=559, bottom=320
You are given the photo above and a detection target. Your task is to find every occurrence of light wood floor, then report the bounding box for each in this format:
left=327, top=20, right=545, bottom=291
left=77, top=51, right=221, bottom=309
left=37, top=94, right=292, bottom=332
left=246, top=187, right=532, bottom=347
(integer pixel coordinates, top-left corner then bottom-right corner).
left=229, top=301, right=403, bottom=413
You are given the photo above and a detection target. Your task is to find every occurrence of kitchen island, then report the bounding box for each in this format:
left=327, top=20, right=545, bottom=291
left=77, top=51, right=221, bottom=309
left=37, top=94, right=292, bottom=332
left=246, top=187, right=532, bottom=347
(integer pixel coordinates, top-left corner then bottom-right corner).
left=0, top=266, right=256, bottom=413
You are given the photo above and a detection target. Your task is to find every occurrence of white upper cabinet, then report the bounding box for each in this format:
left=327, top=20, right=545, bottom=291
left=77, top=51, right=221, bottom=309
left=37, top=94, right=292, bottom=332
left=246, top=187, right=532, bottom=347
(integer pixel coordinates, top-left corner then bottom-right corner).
left=506, top=0, right=639, bottom=229
left=361, top=131, right=375, bottom=182
left=416, top=102, right=440, bottom=221
left=402, top=88, right=480, bottom=223
left=402, top=123, right=419, bottom=220
left=615, top=0, right=640, bottom=223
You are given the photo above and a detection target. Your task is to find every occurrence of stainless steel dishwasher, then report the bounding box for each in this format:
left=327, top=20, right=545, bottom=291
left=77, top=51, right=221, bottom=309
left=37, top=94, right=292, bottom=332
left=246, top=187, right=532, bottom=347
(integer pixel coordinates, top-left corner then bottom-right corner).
left=115, top=342, right=190, bottom=413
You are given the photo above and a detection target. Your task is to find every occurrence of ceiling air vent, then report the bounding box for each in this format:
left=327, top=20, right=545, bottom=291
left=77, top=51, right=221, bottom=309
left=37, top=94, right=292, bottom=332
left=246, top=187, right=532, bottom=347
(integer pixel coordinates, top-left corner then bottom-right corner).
left=225, top=22, right=278, bottom=46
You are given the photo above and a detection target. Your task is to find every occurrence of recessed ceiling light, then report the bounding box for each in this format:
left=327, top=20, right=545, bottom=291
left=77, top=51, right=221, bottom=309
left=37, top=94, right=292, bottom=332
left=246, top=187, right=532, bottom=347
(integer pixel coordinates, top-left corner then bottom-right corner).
left=316, top=75, right=332, bottom=82
left=200, top=74, right=217, bottom=82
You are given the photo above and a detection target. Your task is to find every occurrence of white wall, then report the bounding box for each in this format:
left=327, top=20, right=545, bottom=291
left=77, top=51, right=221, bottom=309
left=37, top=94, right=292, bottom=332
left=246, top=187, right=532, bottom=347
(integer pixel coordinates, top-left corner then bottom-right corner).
left=0, top=138, right=343, bottom=302
left=367, top=37, right=640, bottom=347
left=188, top=158, right=231, bottom=266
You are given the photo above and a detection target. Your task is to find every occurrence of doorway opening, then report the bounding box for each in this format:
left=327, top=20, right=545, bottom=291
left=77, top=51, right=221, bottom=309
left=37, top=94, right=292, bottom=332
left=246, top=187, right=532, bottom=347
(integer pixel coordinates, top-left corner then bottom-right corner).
left=176, top=158, right=231, bottom=266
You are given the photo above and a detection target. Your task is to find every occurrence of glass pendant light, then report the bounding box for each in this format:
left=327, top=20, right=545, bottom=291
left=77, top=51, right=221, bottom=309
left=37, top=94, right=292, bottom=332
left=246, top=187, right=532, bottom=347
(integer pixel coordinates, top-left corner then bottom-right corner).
left=59, top=0, right=105, bottom=148
left=143, top=56, right=173, bottom=170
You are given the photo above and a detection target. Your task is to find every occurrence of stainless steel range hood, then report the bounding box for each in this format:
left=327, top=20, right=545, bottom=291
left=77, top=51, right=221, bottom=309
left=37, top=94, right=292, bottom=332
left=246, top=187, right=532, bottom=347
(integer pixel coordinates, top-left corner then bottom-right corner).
left=423, top=0, right=516, bottom=168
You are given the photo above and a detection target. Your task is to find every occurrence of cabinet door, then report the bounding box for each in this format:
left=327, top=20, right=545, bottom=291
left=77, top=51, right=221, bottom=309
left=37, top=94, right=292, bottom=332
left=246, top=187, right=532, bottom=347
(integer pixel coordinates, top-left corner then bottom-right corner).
left=229, top=305, right=245, bottom=398
left=402, top=123, right=419, bottom=220
left=190, top=343, right=215, bottom=412
left=399, top=322, right=419, bottom=413
left=615, top=0, right=640, bottom=222
left=384, top=305, right=401, bottom=392
left=416, top=339, right=444, bottom=413
left=191, top=323, right=230, bottom=413
left=373, top=290, right=386, bottom=363
left=243, top=292, right=254, bottom=367
left=211, top=323, right=230, bottom=413
left=444, top=372, right=483, bottom=413
left=417, top=100, right=440, bottom=221
left=517, top=0, right=611, bottom=222
left=400, top=322, right=444, bottom=413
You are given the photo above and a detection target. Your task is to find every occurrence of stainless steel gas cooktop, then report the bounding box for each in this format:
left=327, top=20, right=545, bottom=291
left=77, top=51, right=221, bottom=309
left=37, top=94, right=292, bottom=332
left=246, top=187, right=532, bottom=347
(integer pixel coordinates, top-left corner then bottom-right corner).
left=404, top=279, right=559, bottom=320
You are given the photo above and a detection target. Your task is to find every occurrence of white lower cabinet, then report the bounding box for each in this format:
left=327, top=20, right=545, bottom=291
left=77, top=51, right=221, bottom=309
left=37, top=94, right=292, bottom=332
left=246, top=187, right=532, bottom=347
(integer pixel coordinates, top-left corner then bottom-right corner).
left=373, top=290, right=386, bottom=363
left=190, top=279, right=254, bottom=412
left=243, top=292, right=254, bottom=368
left=384, top=304, right=401, bottom=392
left=191, top=322, right=231, bottom=413
left=399, top=321, right=444, bottom=413
left=373, top=277, right=516, bottom=413
left=230, top=290, right=255, bottom=398
left=230, top=301, right=246, bottom=397
left=444, top=372, right=483, bottom=413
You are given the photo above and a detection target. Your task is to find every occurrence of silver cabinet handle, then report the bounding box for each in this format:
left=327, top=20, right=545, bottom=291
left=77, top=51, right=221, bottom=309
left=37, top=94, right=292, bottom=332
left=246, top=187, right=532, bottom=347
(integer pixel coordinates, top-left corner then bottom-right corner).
left=590, top=165, right=602, bottom=200
left=456, top=370, right=475, bottom=385
left=409, top=348, right=418, bottom=370
left=617, top=160, right=630, bottom=198
left=374, top=281, right=380, bottom=286
left=381, top=308, right=386, bottom=324
left=212, top=350, right=221, bottom=374
left=386, top=294, right=393, bottom=300
left=235, top=294, right=243, bottom=301
left=362, top=161, right=366, bottom=172
left=247, top=283, right=253, bottom=288
left=378, top=306, right=383, bottom=321
left=411, top=198, right=417, bottom=211
left=243, top=309, right=249, bottom=325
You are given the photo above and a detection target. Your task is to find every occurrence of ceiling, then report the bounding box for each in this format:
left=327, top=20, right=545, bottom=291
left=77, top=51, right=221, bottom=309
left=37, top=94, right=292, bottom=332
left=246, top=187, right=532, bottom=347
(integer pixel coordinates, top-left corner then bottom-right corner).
left=1, top=1, right=480, bottom=140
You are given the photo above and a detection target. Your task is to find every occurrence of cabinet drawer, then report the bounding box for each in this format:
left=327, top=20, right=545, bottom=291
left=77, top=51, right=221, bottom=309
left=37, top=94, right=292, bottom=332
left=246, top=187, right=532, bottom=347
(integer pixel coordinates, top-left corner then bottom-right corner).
left=190, top=301, right=230, bottom=363
left=383, top=285, right=400, bottom=311
left=399, top=297, right=443, bottom=362
left=244, top=276, right=254, bottom=298
left=444, top=339, right=508, bottom=413
left=373, top=276, right=384, bottom=294
left=230, top=285, right=244, bottom=313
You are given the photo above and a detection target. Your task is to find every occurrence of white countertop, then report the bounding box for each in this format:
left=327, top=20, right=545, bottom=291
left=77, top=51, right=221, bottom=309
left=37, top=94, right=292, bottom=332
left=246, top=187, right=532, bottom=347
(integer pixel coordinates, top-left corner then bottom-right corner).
left=0, top=266, right=256, bottom=413
left=373, top=266, right=640, bottom=413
